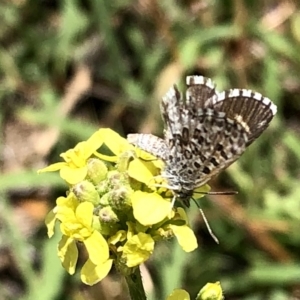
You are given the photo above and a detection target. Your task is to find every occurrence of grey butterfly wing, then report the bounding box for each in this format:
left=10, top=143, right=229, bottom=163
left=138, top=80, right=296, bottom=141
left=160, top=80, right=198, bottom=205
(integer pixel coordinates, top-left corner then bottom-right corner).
left=129, top=75, right=277, bottom=195
left=189, top=109, right=249, bottom=187
left=211, top=89, right=277, bottom=146
left=160, top=86, right=198, bottom=180
left=160, top=83, right=249, bottom=190
left=127, top=133, right=168, bottom=161
left=185, top=75, right=218, bottom=111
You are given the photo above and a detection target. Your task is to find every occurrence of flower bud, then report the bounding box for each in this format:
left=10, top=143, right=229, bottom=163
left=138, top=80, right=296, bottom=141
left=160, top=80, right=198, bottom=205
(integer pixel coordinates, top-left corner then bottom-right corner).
left=110, top=185, right=132, bottom=209
left=196, top=282, right=223, bottom=300
left=87, top=158, right=108, bottom=184
left=97, top=180, right=109, bottom=195
left=117, top=150, right=135, bottom=172
left=167, top=289, right=190, bottom=300
left=73, top=180, right=100, bottom=205
left=99, top=206, right=119, bottom=223
left=99, top=192, right=110, bottom=206
left=107, top=170, right=131, bottom=187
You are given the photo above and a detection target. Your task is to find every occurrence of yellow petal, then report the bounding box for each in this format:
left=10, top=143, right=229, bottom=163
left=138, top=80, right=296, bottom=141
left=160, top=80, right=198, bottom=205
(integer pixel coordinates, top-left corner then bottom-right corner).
left=59, top=219, right=81, bottom=238
left=81, top=258, right=113, bottom=286
left=93, top=152, right=118, bottom=162
left=60, top=165, right=88, bottom=184
left=170, top=224, right=198, bottom=252
left=123, top=233, right=154, bottom=267
left=84, top=231, right=110, bottom=264
left=58, top=235, right=78, bottom=275
left=108, top=230, right=127, bottom=245
left=193, top=184, right=211, bottom=199
left=56, top=205, right=77, bottom=224
left=75, top=202, right=94, bottom=228
left=131, top=191, right=171, bottom=225
left=128, top=159, right=156, bottom=185
left=56, top=193, right=79, bottom=211
left=45, top=209, right=57, bottom=238
left=176, top=207, right=189, bottom=223
left=133, top=148, right=165, bottom=171
left=135, top=148, right=157, bottom=161
left=54, top=196, right=78, bottom=223
left=85, top=130, right=106, bottom=157
left=167, top=289, right=191, bottom=300
left=126, top=221, right=135, bottom=240
left=99, top=128, right=131, bottom=155
left=37, top=162, right=67, bottom=173
left=61, top=143, right=87, bottom=166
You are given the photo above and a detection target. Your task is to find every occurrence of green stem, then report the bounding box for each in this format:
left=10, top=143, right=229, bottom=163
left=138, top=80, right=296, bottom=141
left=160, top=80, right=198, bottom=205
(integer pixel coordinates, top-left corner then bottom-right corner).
left=124, top=266, right=147, bottom=300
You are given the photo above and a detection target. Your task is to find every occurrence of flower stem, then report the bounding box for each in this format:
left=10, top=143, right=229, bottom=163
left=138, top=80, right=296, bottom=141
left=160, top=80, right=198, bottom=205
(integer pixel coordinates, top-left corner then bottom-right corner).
left=124, top=266, right=147, bottom=300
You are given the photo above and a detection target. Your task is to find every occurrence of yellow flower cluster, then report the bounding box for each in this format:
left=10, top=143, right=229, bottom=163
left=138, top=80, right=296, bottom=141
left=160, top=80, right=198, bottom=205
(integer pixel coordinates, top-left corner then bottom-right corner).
left=39, top=128, right=201, bottom=285
left=167, top=282, right=224, bottom=300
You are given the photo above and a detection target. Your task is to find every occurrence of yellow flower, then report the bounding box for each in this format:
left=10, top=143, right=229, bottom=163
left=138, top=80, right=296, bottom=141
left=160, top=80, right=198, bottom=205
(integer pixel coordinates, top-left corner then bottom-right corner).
left=38, top=130, right=105, bottom=184
left=42, top=128, right=207, bottom=286
left=45, top=192, right=111, bottom=284
left=45, top=192, right=79, bottom=238
left=119, top=232, right=155, bottom=267
left=166, top=282, right=224, bottom=300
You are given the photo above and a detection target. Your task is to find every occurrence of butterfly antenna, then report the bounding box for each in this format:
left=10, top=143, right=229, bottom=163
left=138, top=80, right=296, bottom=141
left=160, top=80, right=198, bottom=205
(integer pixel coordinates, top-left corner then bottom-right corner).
left=192, top=198, right=219, bottom=244
left=194, top=191, right=238, bottom=195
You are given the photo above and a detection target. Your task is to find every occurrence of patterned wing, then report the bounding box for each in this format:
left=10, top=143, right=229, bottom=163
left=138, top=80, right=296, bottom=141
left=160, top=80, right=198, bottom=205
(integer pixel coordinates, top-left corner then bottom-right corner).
left=179, top=75, right=276, bottom=187
left=127, top=133, right=168, bottom=161
left=160, top=85, right=184, bottom=131
left=127, top=75, right=277, bottom=203
left=160, top=82, right=248, bottom=190
left=185, top=75, right=218, bottom=111
left=188, top=109, right=249, bottom=188
left=160, top=86, right=197, bottom=181
left=212, top=89, right=277, bottom=146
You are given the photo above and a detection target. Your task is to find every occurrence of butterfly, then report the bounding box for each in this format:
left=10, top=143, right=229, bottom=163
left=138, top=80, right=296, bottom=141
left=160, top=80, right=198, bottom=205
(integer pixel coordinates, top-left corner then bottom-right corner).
left=128, top=75, right=276, bottom=205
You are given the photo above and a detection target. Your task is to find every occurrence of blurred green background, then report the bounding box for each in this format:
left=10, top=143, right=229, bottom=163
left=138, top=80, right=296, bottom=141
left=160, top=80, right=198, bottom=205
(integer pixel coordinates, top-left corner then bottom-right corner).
left=1, top=0, right=300, bottom=299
